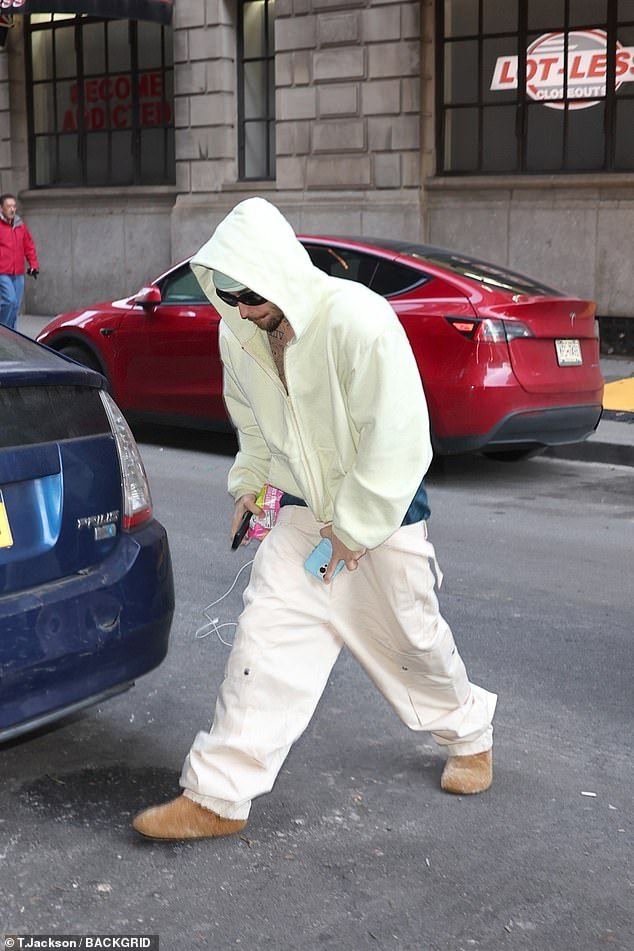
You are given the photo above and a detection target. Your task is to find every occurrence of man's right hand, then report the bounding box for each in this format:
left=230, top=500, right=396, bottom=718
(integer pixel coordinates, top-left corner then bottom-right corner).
left=231, top=493, right=264, bottom=540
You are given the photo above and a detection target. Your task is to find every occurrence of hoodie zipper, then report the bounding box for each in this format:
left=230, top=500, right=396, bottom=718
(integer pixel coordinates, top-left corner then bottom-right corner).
left=282, top=344, right=323, bottom=516
left=240, top=340, right=323, bottom=516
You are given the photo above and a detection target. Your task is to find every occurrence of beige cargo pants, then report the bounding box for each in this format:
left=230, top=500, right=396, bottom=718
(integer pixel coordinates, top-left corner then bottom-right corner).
left=181, top=505, right=497, bottom=820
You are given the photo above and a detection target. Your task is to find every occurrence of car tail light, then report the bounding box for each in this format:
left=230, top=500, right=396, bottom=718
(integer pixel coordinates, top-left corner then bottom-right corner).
left=445, top=318, right=480, bottom=339
left=99, top=390, right=153, bottom=531
left=503, top=320, right=534, bottom=341
left=445, top=316, right=534, bottom=343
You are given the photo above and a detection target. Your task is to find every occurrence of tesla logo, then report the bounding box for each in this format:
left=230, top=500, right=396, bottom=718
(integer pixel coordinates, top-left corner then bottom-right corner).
left=491, top=30, right=634, bottom=110
left=77, top=510, right=120, bottom=529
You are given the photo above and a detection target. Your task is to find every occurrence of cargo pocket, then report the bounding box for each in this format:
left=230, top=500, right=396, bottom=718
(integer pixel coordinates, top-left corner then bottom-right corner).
left=403, top=621, right=470, bottom=728
left=217, top=642, right=295, bottom=765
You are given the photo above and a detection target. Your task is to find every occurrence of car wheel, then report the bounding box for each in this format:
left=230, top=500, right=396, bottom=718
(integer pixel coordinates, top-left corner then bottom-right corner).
left=58, top=344, right=103, bottom=374
left=482, top=447, right=544, bottom=462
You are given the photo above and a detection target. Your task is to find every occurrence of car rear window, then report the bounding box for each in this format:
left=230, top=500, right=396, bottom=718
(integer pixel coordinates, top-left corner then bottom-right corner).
left=0, top=331, right=76, bottom=370
left=305, top=245, right=428, bottom=298
left=402, top=247, right=563, bottom=297
left=0, top=386, right=110, bottom=449
left=369, top=260, right=429, bottom=297
left=305, top=245, right=376, bottom=284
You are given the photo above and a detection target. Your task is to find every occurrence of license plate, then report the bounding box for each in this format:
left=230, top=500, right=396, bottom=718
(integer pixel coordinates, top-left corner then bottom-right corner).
left=0, top=490, right=14, bottom=550
left=555, top=338, right=582, bottom=366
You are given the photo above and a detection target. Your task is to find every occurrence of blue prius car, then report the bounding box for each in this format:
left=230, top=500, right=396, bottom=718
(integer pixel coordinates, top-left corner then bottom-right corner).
left=0, top=326, right=174, bottom=742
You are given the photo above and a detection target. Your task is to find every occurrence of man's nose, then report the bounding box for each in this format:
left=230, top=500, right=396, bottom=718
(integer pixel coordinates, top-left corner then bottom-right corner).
left=238, top=303, right=253, bottom=319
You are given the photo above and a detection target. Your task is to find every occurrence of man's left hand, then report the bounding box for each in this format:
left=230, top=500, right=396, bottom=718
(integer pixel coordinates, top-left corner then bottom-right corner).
left=319, top=524, right=366, bottom=584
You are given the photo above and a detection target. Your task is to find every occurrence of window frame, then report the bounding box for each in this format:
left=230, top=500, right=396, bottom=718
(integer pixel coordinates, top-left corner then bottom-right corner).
left=437, top=0, right=634, bottom=175
left=25, top=14, right=175, bottom=188
left=237, top=0, right=276, bottom=181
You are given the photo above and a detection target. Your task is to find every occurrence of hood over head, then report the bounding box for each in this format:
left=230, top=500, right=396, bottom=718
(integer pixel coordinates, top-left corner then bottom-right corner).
left=190, top=198, right=327, bottom=340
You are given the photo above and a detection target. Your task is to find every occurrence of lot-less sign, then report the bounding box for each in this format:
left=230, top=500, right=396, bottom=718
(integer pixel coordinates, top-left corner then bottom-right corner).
left=491, top=30, right=634, bottom=109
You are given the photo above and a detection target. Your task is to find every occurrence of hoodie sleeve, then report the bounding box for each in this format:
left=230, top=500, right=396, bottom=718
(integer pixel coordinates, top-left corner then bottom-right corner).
left=331, top=327, right=433, bottom=552
left=220, top=341, right=272, bottom=500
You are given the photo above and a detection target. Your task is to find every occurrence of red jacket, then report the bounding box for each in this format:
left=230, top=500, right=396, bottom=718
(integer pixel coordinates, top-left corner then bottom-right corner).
left=0, top=214, right=39, bottom=275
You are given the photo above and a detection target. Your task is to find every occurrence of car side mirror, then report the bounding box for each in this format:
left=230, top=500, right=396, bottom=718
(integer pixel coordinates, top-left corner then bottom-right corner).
left=133, top=286, right=162, bottom=310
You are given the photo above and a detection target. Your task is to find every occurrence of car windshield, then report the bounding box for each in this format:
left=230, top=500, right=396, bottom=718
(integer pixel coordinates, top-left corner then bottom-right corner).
left=400, top=246, right=564, bottom=298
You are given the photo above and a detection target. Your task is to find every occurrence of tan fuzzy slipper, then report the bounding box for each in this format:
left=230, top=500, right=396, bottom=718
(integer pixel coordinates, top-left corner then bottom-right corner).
left=441, top=749, right=493, bottom=795
left=132, top=795, right=247, bottom=840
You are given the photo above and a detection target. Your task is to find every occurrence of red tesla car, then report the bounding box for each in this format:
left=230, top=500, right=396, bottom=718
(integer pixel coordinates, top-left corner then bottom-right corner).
left=37, top=237, right=603, bottom=458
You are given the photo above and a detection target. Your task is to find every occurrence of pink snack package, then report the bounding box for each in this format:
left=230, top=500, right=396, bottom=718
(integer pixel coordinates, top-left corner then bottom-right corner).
left=246, top=484, right=284, bottom=542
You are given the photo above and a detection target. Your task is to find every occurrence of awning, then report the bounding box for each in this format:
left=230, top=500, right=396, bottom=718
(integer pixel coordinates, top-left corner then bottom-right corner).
left=1, top=0, right=173, bottom=25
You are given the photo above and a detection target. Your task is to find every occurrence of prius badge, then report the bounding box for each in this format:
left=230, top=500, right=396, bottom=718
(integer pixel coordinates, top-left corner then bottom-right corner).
left=77, top=510, right=120, bottom=541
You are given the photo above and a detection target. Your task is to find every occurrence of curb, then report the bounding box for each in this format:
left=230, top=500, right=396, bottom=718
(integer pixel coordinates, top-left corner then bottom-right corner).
left=545, top=413, right=634, bottom=468
left=545, top=442, right=634, bottom=468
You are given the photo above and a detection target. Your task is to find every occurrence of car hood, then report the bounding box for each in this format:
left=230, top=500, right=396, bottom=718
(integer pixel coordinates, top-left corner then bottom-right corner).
left=0, top=326, right=104, bottom=388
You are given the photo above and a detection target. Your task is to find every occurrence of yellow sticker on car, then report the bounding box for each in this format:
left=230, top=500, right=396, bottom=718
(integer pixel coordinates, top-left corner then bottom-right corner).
left=0, top=491, right=14, bottom=549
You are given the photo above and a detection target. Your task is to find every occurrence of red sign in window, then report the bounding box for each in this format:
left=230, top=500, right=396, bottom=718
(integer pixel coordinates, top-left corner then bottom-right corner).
left=491, top=30, right=634, bottom=110
left=62, top=71, right=172, bottom=131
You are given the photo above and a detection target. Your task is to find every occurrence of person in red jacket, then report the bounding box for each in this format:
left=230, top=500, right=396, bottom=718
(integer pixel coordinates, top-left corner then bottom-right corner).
left=0, top=193, right=39, bottom=331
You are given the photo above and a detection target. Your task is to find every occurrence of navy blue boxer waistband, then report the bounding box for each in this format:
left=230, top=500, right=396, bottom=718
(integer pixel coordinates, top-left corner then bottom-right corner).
left=279, top=493, right=308, bottom=508
left=279, top=479, right=430, bottom=525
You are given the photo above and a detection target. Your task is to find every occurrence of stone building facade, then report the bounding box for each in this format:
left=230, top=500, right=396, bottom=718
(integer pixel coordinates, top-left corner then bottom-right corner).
left=0, top=0, right=632, bottom=343
left=170, top=0, right=427, bottom=277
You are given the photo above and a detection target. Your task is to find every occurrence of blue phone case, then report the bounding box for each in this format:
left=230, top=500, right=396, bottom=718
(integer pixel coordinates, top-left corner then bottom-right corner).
left=304, top=537, right=344, bottom=581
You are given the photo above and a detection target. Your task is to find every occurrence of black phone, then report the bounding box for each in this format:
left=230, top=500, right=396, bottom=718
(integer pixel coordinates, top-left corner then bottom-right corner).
left=231, top=510, right=252, bottom=550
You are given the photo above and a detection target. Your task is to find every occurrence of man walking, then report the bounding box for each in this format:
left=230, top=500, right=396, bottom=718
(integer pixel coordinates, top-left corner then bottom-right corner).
left=133, top=197, right=497, bottom=841
left=0, top=193, right=39, bottom=331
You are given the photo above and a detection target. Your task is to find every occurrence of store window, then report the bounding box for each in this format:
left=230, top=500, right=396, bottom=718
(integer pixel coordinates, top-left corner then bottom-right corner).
left=439, top=0, right=634, bottom=173
left=26, top=14, right=174, bottom=187
left=238, top=0, right=276, bottom=180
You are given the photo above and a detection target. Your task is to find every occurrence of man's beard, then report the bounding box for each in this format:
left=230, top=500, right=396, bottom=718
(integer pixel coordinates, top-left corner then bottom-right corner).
left=265, top=314, right=285, bottom=333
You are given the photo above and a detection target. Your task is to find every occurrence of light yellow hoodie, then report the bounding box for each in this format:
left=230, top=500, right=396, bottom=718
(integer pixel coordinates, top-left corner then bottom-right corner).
left=191, top=197, right=432, bottom=552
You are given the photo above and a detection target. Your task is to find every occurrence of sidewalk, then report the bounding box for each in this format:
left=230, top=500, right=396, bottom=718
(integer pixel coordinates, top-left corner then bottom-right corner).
left=545, top=354, right=634, bottom=468
left=19, top=314, right=50, bottom=338
left=18, top=313, right=634, bottom=468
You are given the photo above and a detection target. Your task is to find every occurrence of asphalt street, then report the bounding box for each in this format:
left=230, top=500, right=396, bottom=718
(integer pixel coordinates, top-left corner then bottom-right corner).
left=1, top=434, right=632, bottom=951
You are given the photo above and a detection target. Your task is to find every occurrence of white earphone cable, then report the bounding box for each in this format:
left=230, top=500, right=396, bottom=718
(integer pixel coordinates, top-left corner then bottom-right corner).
left=195, top=559, right=255, bottom=647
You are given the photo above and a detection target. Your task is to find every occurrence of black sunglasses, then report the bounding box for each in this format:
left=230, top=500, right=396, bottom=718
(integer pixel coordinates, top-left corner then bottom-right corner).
left=216, top=287, right=268, bottom=307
